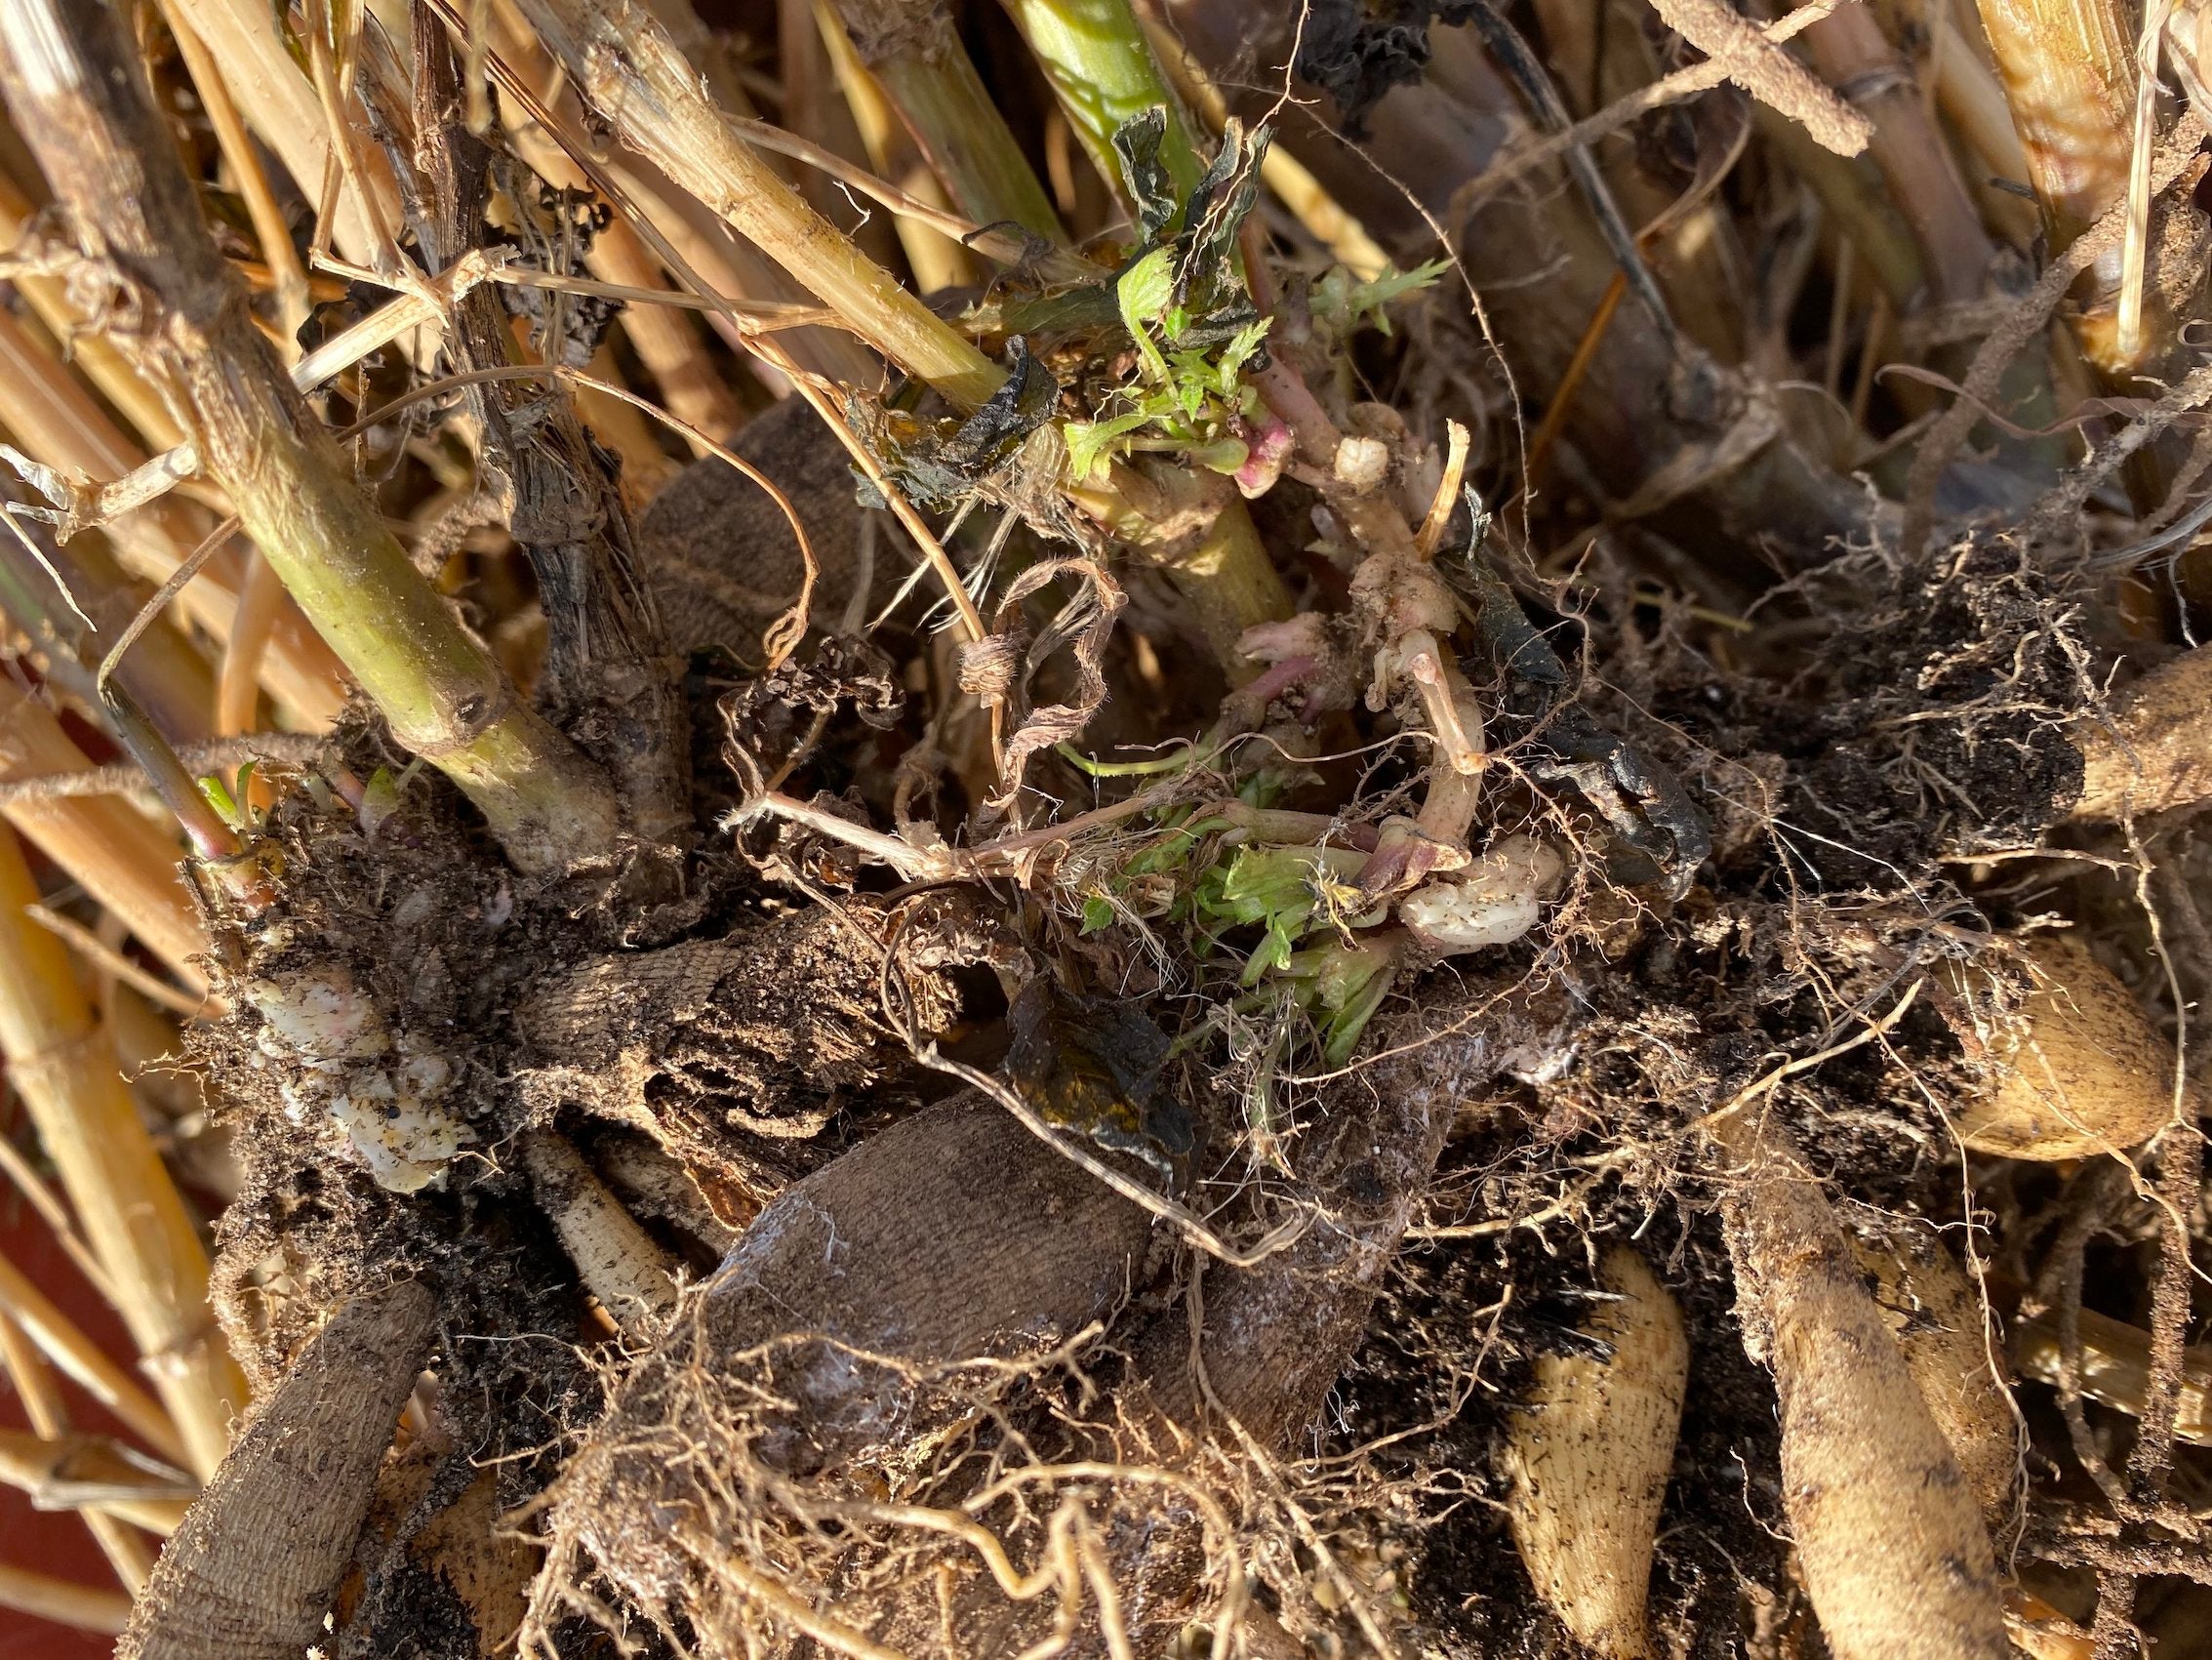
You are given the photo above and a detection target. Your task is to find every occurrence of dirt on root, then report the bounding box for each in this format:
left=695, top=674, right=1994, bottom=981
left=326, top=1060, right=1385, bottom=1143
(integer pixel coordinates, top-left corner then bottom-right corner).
left=189, top=432, right=2140, bottom=1660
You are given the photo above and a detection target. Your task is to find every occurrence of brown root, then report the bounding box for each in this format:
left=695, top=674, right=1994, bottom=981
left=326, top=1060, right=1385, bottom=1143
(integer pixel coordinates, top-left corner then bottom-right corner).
left=120, top=1279, right=437, bottom=1660
left=522, top=1090, right=1160, bottom=1652
left=513, top=899, right=969, bottom=1187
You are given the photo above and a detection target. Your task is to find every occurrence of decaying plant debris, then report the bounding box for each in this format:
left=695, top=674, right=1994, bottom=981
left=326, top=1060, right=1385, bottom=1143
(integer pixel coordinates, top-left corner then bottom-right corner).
left=0, top=0, right=2209, bottom=1654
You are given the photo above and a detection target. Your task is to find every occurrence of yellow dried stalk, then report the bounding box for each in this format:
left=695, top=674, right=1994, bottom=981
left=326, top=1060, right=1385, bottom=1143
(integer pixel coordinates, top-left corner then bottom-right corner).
left=2005, top=1591, right=2095, bottom=1660
left=1972, top=0, right=2143, bottom=368
left=0, top=1559, right=134, bottom=1636
left=586, top=222, right=749, bottom=443
left=0, top=162, right=184, bottom=453
left=476, top=8, right=885, bottom=391
left=160, top=0, right=401, bottom=266
left=0, top=678, right=209, bottom=992
left=0, top=823, right=243, bottom=1480
left=829, top=0, right=1070, bottom=241
left=575, top=341, right=682, bottom=503
left=515, top=0, right=1004, bottom=412
left=214, top=554, right=286, bottom=738
left=2012, top=1303, right=2211, bottom=1445
left=817, top=1, right=980, bottom=296
left=155, top=0, right=311, bottom=339
left=0, top=1427, right=195, bottom=1536
left=500, top=0, right=1287, bottom=661
left=0, top=1312, right=161, bottom=1592
left=0, top=1250, right=190, bottom=1472
left=1798, top=3, right=1994, bottom=304
left=1921, top=30, right=2042, bottom=246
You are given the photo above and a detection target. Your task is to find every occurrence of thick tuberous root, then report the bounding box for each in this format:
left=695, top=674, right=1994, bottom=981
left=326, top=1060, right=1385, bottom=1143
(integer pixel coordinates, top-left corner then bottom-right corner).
left=1502, top=1246, right=1688, bottom=1660
left=1709, top=1113, right=2009, bottom=1660
left=118, top=1281, right=437, bottom=1660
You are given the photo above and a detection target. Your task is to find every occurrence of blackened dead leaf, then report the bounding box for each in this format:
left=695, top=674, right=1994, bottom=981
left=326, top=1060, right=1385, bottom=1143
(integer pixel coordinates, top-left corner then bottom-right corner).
left=845, top=341, right=1079, bottom=539
left=1293, top=0, right=1480, bottom=136
left=1173, top=119, right=1271, bottom=333
left=1005, top=976, right=1190, bottom=1174
left=937, top=338, right=1061, bottom=478
left=1112, top=108, right=1181, bottom=241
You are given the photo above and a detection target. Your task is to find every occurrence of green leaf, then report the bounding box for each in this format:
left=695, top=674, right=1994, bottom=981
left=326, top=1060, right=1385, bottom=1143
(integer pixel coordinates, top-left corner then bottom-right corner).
left=1218, top=318, right=1271, bottom=383
left=359, top=765, right=402, bottom=836
left=1314, top=258, right=1454, bottom=338
left=1065, top=408, right=1156, bottom=482
left=1116, top=247, right=1175, bottom=381
left=1081, top=895, right=1116, bottom=934
left=1321, top=954, right=1399, bottom=1067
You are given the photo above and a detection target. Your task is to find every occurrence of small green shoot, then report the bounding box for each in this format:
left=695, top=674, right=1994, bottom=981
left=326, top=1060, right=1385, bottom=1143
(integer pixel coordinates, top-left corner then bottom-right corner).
left=1062, top=234, right=1274, bottom=484
left=1311, top=258, right=1453, bottom=344
left=356, top=758, right=426, bottom=838
left=196, top=761, right=261, bottom=832
left=1054, top=735, right=1219, bottom=778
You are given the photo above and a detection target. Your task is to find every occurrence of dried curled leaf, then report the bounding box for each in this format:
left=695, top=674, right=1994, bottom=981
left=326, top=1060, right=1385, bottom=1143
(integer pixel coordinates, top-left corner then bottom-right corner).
left=957, top=554, right=1126, bottom=813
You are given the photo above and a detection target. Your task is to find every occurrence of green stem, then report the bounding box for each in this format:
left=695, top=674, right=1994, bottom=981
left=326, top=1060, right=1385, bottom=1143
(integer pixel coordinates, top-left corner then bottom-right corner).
left=1001, top=0, right=1202, bottom=205
left=1078, top=466, right=1292, bottom=668
left=824, top=0, right=1069, bottom=242
left=873, top=50, right=1070, bottom=243
left=1162, top=499, right=1294, bottom=668
left=0, top=0, right=622, bottom=875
